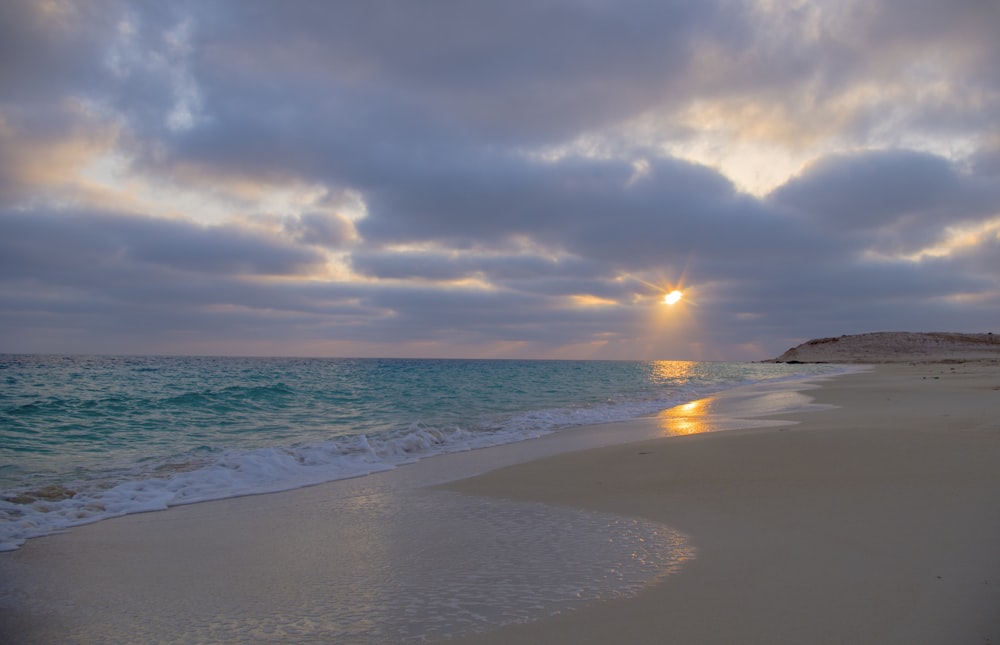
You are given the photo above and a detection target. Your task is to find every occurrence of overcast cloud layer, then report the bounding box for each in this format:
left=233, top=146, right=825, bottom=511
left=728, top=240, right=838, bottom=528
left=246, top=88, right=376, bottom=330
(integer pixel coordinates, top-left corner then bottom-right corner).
left=1, top=0, right=998, bottom=360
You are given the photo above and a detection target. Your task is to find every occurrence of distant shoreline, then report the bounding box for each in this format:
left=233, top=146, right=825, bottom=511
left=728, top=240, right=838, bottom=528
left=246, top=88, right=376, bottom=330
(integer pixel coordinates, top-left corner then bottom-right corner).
left=770, top=331, right=1000, bottom=363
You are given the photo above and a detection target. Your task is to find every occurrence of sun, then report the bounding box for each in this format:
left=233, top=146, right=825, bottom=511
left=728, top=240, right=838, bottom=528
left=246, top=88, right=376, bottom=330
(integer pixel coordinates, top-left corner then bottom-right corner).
left=663, top=290, right=683, bottom=305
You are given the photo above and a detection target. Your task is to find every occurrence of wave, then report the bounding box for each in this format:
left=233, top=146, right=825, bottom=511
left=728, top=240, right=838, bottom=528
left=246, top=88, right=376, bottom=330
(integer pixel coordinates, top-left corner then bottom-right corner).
left=0, top=362, right=853, bottom=551
left=4, top=383, right=298, bottom=418
left=0, top=385, right=705, bottom=551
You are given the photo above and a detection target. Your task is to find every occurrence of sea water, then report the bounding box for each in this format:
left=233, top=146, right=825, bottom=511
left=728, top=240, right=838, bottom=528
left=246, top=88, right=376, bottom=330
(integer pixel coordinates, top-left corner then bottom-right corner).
left=0, top=355, right=842, bottom=552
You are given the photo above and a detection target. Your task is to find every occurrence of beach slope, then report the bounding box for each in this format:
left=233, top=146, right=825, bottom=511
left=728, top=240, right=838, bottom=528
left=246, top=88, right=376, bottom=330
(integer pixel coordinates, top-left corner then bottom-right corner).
left=446, top=362, right=1000, bottom=644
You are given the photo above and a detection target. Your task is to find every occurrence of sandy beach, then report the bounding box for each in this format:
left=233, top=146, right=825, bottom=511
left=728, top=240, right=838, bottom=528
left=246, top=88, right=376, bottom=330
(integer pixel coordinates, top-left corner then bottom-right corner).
left=446, top=361, right=1000, bottom=644
left=2, top=360, right=999, bottom=643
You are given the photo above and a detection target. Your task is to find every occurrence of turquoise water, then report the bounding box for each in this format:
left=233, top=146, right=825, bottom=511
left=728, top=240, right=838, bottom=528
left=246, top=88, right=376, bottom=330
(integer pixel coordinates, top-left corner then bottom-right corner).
left=0, top=355, right=841, bottom=550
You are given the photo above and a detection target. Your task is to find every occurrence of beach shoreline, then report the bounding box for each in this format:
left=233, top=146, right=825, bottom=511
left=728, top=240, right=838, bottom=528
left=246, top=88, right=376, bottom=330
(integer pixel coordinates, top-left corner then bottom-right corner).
left=444, top=361, right=1000, bottom=644
left=2, top=361, right=999, bottom=643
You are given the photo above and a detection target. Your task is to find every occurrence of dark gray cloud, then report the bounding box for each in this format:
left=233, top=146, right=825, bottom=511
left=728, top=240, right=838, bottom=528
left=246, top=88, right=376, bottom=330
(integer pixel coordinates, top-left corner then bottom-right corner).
left=0, top=0, right=118, bottom=102
left=770, top=149, right=1000, bottom=257
left=0, top=211, right=325, bottom=280
left=350, top=250, right=605, bottom=287
left=107, top=0, right=751, bottom=191
left=183, top=0, right=742, bottom=141
left=357, top=154, right=797, bottom=270
left=284, top=213, right=356, bottom=249
left=771, top=151, right=959, bottom=227
left=0, top=0, right=998, bottom=359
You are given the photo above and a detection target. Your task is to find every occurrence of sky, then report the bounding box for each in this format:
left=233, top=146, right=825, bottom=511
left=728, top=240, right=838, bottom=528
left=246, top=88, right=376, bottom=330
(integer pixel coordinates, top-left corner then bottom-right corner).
left=1, top=0, right=998, bottom=361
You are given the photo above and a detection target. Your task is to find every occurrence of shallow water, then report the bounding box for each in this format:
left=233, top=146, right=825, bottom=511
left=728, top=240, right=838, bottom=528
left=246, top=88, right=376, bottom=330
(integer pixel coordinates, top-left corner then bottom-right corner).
left=0, top=486, right=693, bottom=643
left=0, top=356, right=844, bottom=550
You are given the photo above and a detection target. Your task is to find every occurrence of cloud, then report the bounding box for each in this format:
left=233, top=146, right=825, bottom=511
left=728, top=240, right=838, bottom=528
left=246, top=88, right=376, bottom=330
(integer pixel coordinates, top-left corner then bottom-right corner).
left=0, top=0, right=116, bottom=102
left=284, top=212, right=357, bottom=249
left=771, top=150, right=959, bottom=227
left=100, top=0, right=751, bottom=192
left=1, top=0, right=998, bottom=359
left=0, top=210, right=326, bottom=280
left=181, top=1, right=743, bottom=141
left=770, top=149, right=1000, bottom=257
left=356, top=153, right=781, bottom=267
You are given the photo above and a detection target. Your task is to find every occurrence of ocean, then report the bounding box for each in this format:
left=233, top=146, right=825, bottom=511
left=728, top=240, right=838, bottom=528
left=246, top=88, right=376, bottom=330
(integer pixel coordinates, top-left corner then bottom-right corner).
left=0, top=355, right=842, bottom=554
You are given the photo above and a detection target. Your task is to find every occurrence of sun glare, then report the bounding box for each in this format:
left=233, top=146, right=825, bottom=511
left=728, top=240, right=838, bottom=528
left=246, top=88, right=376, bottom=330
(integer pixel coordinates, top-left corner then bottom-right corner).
left=663, top=290, right=683, bottom=305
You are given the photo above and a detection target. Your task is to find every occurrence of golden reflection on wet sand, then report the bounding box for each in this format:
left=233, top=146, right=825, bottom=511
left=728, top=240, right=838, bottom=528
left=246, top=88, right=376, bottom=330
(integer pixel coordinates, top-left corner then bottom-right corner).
left=655, top=398, right=714, bottom=436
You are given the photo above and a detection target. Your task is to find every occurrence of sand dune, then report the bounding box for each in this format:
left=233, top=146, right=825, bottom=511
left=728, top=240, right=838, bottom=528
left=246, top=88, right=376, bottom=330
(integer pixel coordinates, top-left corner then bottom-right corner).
left=773, top=331, right=1000, bottom=363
